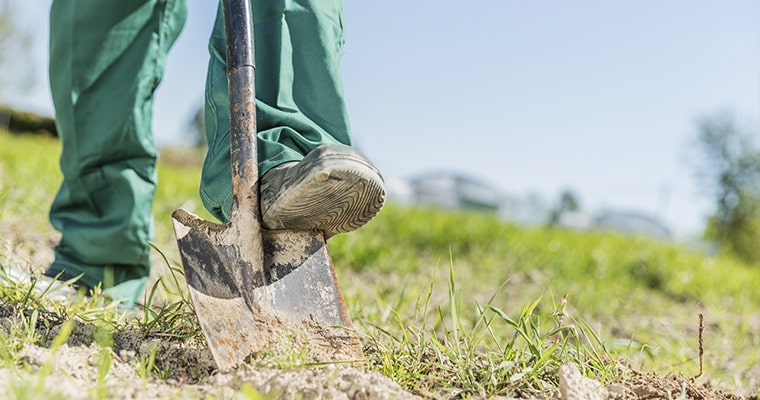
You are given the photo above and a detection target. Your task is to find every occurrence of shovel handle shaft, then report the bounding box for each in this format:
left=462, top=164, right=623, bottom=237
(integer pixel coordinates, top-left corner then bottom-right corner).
left=223, top=0, right=259, bottom=221
left=223, top=0, right=254, bottom=69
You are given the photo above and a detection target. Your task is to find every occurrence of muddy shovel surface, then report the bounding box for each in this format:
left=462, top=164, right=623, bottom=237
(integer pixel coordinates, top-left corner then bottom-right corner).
left=171, top=0, right=361, bottom=371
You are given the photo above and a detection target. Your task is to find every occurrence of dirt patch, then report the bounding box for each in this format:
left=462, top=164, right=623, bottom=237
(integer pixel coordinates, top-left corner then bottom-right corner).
left=0, top=300, right=418, bottom=399
left=0, top=228, right=57, bottom=275
left=622, top=369, right=753, bottom=400
left=557, top=362, right=756, bottom=400
left=2, top=339, right=417, bottom=399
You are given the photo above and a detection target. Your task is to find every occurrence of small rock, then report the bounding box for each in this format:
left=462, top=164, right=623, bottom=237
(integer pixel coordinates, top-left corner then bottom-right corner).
left=118, top=349, right=135, bottom=362
left=558, top=363, right=608, bottom=400
left=607, top=383, right=627, bottom=400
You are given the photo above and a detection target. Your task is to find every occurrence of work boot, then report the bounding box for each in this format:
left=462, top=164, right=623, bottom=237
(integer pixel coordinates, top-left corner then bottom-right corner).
left=260, top=143, right=385, bottom=234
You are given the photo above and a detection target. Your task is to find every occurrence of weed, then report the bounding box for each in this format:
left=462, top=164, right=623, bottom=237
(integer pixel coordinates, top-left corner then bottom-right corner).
left=668, top=382, right=688, bottom=400
left=4, top=319, right=76, bottom=400
left=238, top=382, right=277, bottom=400
left=0, top=186, right=8, bottom=221
left=136, top=243, right=202, bottom=344
left=90, top=326, right=114, bottom=400
left=136, top=342, right=159, bottom=379
left=357, top=256, right=619, bottom=398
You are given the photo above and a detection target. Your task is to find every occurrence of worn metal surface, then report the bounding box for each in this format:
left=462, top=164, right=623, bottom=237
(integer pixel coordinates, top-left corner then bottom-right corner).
left=172, top=210, right=359, bottom=369
left=170, top=0, right=360, bottom=371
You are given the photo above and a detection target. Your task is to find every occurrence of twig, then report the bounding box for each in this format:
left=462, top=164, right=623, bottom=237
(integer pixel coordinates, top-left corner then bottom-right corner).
left=693, top=312, right=704, bottom=379
left=552, top=293, right=569, bottom=346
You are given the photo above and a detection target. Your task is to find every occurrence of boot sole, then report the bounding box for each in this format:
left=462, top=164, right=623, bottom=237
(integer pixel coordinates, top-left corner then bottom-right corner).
left=262, top=151, right=386, bottom=233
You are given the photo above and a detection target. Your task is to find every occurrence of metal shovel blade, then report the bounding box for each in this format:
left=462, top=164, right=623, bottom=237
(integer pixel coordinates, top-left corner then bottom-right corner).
left=172, top=209, right=362, bottom=370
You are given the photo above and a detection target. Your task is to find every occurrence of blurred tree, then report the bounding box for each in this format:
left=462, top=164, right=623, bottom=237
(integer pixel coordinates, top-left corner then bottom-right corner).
left=548, top=189, right=580, bottom=226
left=0, top=1, right=33, bottom=98
left=185, top=103, right=207, bottom=148
left=693, top=111, right=760, bottom=263
left=0, top=2, right=42, bottom=134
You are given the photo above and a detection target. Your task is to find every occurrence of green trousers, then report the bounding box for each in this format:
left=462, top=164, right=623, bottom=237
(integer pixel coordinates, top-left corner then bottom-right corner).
left=47, top=0, right=352, bottom=303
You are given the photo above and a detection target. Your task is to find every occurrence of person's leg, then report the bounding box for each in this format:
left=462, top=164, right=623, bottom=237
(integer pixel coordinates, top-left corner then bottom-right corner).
left=47, top=0, right=187, bottom=303
left=201, top=0, right=384, bottom=231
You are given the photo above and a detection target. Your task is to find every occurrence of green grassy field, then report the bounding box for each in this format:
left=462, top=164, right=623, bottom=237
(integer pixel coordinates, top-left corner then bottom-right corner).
left=0, top=130, right=758, bottom=399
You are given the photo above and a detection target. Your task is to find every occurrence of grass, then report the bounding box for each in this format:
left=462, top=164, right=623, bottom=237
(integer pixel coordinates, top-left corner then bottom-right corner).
left=355, top=268, right=609, bottom=398
left=0, top=129, right=758, bottom=398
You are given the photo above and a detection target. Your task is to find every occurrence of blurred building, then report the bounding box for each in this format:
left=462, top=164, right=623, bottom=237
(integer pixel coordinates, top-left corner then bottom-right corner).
left=387, top=172, right=503, bottom=212
left=408, top=172, right=502, bottom=211
left=592, top=210, right=672, bottom=240
left=499, top=192, right=552, bottom=226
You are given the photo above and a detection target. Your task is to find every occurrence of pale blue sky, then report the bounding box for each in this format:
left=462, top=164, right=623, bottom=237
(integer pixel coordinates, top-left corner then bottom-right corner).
left=8, top=1, right=760, bottom=235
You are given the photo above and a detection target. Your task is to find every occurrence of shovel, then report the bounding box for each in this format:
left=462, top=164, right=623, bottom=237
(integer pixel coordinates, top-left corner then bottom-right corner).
left=171, top=0, right=361, bottom=371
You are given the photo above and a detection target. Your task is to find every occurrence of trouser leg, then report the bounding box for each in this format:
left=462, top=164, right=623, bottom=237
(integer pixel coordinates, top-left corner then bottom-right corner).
left=48, top=0, right=187, bottom=292
left=200, top=0, right=352, bottom=222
